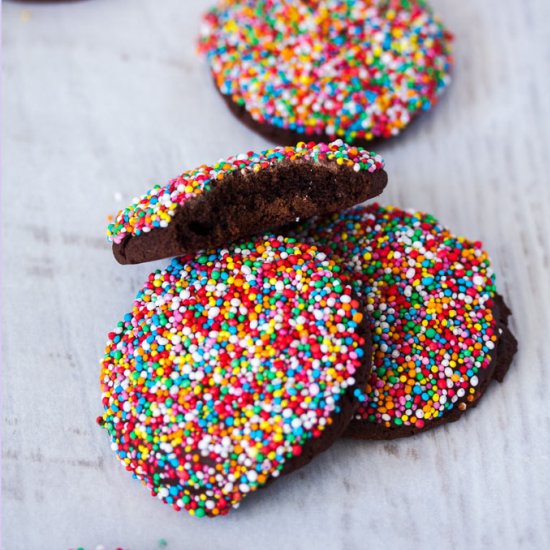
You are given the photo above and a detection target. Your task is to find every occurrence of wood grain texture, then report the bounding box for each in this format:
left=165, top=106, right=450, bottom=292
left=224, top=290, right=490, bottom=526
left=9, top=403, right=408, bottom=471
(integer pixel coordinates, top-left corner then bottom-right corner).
left=2, top=1, right=549, bottom=549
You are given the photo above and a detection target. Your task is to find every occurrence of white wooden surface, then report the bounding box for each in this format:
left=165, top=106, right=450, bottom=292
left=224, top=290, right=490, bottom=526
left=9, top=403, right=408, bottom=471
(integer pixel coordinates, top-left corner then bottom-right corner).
left=2, top=1, right=550, bottom=549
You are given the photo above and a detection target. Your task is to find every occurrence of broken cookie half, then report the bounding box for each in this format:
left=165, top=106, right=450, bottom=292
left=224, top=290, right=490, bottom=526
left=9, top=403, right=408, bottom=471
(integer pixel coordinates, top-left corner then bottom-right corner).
left=107, top=140, right=387, bottom=264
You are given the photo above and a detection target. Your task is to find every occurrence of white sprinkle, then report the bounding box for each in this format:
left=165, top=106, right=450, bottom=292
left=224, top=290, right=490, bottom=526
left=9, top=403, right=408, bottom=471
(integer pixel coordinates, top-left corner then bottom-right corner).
left=208, top=306, right=220, bottom=319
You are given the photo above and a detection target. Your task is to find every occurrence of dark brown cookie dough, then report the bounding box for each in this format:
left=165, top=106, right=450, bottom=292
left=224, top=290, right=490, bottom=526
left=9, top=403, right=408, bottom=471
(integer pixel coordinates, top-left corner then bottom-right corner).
left=108, top=141, right=387, bottom=265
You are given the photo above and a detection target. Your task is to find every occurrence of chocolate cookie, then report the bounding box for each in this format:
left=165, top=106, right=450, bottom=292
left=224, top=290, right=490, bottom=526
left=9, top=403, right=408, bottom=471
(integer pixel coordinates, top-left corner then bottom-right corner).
left=288, top=205, right=517, bottom=440
left=108, top=141, right=386, bottom=265
left=98, top=236, right=371, bottom=517
left=199, top=0, right=453, bottom=146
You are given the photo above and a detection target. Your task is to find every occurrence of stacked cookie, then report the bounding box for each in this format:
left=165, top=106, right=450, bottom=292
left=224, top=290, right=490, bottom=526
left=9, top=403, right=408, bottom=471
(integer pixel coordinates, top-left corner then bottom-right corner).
left=98, top=141, right=517, bottom=518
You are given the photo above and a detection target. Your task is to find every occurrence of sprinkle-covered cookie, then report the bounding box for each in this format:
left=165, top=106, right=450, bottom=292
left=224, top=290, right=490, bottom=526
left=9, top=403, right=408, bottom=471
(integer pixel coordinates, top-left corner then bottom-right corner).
left=98, top=236, right=370, bottom=516
left=288, top=205, right=517, bottom=439
left=108, top=141, right=386, bottom=265
left=199, top=0, right=453, bottom=145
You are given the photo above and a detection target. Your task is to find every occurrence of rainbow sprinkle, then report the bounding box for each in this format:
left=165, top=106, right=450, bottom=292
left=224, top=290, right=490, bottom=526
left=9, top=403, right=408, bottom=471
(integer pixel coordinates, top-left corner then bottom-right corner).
left=106, top=140, right=384, bottom=244
left=290, top=204, right=498, bottom=431
left=199, top=0, right=453, bottom=142
left=98, top=236, right=366, bottom=517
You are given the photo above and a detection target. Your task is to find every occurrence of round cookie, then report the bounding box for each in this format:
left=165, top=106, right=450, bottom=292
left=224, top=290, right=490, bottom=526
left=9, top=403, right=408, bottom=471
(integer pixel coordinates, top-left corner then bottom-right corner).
left=288, top=204, right=517, bottom=439
left=199, top=0, right=453, bottom=146
left=108, top=140, right=386, bottom=265
left=98, top=236, right=371, bottom=517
